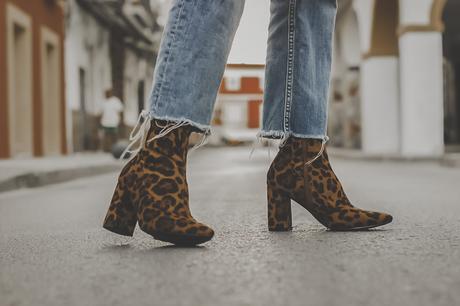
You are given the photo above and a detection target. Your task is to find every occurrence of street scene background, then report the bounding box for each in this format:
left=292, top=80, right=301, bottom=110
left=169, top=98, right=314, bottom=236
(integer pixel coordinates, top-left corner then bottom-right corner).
left=1, top=0, right=460, bottom=306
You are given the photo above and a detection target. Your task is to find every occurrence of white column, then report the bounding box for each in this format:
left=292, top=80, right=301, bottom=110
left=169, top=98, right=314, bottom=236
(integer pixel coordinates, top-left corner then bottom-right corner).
left=353, top=0, right=401, bottom=155
left=399, top=32, right=444, bottom=157
left=361, top=57, right=400, bottom=154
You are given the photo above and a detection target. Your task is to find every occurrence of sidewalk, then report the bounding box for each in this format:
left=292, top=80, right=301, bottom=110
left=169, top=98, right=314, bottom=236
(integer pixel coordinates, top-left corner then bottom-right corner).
left=0, top=153, right=122, bottom=193
left=441, top=152, right=460, bottom=167
left=328, top=147, right=460, bottom=166
left=1, top=147, right=458, bottom=193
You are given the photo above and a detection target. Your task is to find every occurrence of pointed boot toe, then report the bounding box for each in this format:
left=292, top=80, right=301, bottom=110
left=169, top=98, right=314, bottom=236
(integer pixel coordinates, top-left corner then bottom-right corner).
left=149, top=222, right=214, bottom=246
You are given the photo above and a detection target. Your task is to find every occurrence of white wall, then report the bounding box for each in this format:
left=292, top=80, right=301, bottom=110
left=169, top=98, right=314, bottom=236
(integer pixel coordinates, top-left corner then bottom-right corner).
left=352, top=0, right=375, bottom=54
left=361, top=57, right=401, bottom=154
left=124, top=49, right=154, bottom=126
left=399, top=0, right=433, bottom=26
left=399, top=32, right=444, bottom=157
left=339, top=8, right=361, bottom=67
left=65, top=0, right=112, bottom=115
left=65, top=0, right=112, bottom=152
left=66, top=0, right=157, bottom=150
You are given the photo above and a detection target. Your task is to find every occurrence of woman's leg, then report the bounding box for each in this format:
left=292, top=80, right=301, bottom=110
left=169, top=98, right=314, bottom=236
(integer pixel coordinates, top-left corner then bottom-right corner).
left=261, top=0, right=336, bottom=140
left=103, top=0, right=246, bottom=245
left=263, top=0, right=393, bottom=231
left=149, top=0, right=246, bottom=132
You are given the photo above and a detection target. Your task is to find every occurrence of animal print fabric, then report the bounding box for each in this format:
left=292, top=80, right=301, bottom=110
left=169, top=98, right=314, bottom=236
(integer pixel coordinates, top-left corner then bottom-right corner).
left=103, top=120, right=214, bottom=245
left=267, top=137, right=393, bottom=231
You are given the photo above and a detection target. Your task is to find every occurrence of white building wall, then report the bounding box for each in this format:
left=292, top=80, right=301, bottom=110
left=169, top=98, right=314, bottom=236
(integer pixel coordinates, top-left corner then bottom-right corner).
left=399, top=32, right=445, bottom=157
left=361, top=57, right=400, bottom=154
left=335, top=0, right=448, bottom=157
left=124, top=49, right=140, bottom=127
left=348, top=0, right=402, bottom=153
left=329, top=4, right=363, bottom=148
left=352, top=0, right=375, bottom=54
left=65, top=0, right=158, bottom=150
left=339, top=9, right=361, bottom=67
left=123, top=49, right=155, bottom=127
left=65, top=0, right=112, bottom=114
left=399, top=0, right=433, bottom=25
left=65, top=0, right=112, bottom=151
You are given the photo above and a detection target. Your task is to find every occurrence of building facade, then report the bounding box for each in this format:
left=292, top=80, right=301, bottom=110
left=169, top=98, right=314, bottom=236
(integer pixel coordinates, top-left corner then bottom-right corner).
left=213, top=64, right=264, bottom=144
left=331, top=0, right=460, bottom=157
left=65, top=0, right=160, bottom=152
left=0, top=0, right=66, bottom=158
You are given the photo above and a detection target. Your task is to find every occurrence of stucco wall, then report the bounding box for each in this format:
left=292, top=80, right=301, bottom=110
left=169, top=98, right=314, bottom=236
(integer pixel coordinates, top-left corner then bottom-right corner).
left=65, top=0, right=112, bottom=115
left=123, top=49, right=154, bottom=127
left=0, top=0, right=66, bottom=158
left=64, top=0, right=112, bottom=151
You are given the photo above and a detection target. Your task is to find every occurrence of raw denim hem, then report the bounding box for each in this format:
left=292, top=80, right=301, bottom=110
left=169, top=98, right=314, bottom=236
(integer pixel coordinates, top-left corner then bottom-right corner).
left=257, top=130, right=329, bottom=142
left=147, top=111, right=212, bottom=135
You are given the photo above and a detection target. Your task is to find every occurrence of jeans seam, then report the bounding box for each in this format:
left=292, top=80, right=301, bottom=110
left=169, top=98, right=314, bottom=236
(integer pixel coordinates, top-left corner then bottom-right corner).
left=323, top=4, right=338, bottom=138
left=152, top=0, right=187, bottom=109
left=283, top=0, right=296, bottom=134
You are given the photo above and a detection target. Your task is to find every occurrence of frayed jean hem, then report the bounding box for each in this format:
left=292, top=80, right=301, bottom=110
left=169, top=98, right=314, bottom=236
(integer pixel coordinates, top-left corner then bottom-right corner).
left=257, top=130, right=329, bottom=142
left=146, top=111, right=212, bottom=135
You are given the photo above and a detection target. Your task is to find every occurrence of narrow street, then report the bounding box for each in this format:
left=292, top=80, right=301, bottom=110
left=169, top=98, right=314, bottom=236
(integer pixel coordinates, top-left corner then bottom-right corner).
left=1, top=147, right=460, bottom=306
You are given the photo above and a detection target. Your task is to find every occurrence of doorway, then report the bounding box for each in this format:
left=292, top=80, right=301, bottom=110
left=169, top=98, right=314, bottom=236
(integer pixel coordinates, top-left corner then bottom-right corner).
left=74, top=67, right=91, bottom=151
left=41, top=27, right=62, bottom=155
left=6, top=5, right=33, bottom=157
left=442, top=0, right=460, bottom=150
left=247, top=100, right=262, bottom=129
left=137, top=80, right=145, bottom=114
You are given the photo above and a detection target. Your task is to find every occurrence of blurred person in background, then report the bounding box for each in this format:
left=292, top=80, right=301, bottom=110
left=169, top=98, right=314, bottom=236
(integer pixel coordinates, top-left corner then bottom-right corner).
left=100, top=89, right=123, bottom=152
left=103, top=0, right=393, bottom=246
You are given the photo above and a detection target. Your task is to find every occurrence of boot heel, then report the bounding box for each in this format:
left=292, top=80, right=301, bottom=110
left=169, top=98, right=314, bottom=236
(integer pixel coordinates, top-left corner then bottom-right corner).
left=102, top=158, right=140, bottom=237
left=103, top=185, right=138, bottom=236
left=267, top=185, right=292, bottom=231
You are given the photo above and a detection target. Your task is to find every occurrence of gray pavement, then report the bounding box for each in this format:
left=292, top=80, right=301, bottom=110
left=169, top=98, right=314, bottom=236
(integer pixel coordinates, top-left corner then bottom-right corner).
left=1, top=147, right=460, bottom=306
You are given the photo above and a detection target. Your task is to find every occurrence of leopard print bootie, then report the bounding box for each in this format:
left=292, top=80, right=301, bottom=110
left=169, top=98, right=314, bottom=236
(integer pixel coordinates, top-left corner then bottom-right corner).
left=267, top=137, right=393, bottom=231
left=136, top=121, right=214, bottom=245
left=103, top=120, right=214, bottom=245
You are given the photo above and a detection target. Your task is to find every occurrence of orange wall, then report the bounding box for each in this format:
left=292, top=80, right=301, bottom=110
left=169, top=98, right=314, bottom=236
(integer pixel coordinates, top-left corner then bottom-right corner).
left=0, top=0, right=66, bottom=158
left=247, top=100, right=262, bottom=129
left=220, top=77, right=263, bottom=94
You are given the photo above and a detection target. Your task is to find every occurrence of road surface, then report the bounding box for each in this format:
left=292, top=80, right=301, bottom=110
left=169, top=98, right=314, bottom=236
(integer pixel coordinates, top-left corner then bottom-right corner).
left=1, top=147, right=460, bottom=306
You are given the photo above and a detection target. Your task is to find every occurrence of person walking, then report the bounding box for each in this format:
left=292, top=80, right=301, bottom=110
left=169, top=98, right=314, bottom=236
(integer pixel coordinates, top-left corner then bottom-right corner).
left=100, top=89, right=124, bottom=152
left=103, top=0, right=393, bottom=246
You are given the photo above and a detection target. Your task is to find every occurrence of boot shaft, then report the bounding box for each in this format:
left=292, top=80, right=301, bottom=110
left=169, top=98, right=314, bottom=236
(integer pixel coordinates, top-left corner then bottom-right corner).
left=282, top=137, right=325, bottom=162
left=269, top=137, right=327, bottom=178
left=144, top=120, right=194, bottom=161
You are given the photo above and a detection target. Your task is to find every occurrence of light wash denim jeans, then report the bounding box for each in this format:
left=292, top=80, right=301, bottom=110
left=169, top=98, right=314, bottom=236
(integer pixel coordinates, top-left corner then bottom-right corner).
left=147, top=0, right=337, bottom=141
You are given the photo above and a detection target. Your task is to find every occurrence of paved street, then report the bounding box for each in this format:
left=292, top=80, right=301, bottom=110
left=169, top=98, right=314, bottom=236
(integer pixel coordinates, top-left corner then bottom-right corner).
left=1, top=147, right=460, bottom=306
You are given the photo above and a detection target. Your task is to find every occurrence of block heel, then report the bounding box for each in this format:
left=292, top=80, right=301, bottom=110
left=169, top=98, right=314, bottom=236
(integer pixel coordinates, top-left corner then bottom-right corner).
left=102, top=156, right=142, bottom=237
left=267, top=184, right=292, bottom=231
left=102, top=190, right=138, bottom=237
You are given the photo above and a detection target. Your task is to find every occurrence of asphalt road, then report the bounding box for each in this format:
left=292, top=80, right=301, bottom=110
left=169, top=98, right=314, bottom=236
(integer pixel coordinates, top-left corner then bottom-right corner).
left=1, top=147, right=460, bottom=306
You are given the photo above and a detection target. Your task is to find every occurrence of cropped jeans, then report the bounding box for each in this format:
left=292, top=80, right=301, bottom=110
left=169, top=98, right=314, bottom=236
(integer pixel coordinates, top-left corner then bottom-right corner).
left=147, top=0, right=337, bottom=141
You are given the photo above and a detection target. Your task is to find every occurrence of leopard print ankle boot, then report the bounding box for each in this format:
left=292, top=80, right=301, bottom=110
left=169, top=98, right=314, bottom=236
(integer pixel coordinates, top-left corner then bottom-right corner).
left=267, top=137, right=393, bottom=231
left=136, top=121, right=214, bottom=245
